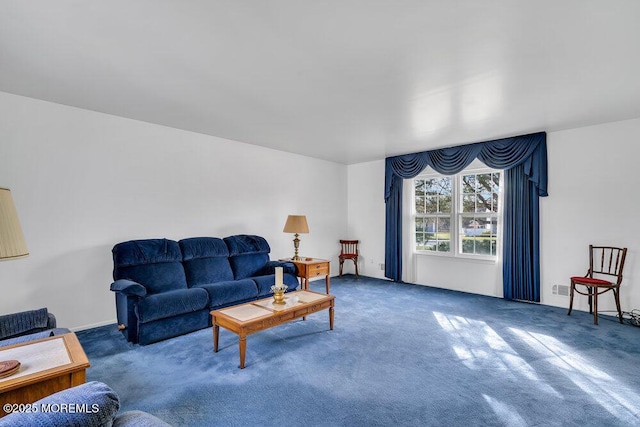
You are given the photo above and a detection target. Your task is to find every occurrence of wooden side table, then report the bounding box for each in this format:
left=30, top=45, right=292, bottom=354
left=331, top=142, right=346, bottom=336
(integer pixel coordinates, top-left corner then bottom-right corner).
left=0, top=332, right=90, bottom=417
left=283, top=258, right=331, bottom=294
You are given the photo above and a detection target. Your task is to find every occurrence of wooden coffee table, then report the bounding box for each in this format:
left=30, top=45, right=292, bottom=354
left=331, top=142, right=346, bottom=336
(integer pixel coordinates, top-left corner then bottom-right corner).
left=211, top=290, right=334, bottom=368
left=0, top=332, right=90, bottom=417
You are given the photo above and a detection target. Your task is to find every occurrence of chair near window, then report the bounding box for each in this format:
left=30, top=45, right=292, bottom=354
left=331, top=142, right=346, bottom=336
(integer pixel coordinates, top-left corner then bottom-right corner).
left=339, top=240, right=359, bottom=278
left=568, top=245, right=627, bottom=325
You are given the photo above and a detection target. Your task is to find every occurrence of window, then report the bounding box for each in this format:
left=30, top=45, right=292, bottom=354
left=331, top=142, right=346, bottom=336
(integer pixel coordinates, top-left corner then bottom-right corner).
left=414, top=168, right=502, bottom=258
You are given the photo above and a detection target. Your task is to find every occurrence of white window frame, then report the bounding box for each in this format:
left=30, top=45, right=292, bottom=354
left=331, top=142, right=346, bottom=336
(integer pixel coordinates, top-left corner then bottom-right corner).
left=412, top=165, right=503, bottom=262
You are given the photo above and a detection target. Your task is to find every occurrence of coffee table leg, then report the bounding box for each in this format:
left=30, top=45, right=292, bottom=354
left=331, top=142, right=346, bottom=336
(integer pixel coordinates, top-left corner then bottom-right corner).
left=325, top=275, right=330, bottom=294
left=213, top=324, right=219, bottom=353
left=239, top=336, right=247, bottom=369
left=329, top=306, right=334, bottom=330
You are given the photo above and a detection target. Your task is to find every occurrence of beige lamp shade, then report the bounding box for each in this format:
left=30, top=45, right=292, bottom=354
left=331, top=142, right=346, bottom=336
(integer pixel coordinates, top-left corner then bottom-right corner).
left=0, top=188, right=29, bottom=260
left=283, top=215, right=309, bottom=234
left=283, top=215, right=309, bottom=261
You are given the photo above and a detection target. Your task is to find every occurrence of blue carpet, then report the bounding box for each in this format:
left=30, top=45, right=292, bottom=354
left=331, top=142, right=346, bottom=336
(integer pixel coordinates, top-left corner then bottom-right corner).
left=77, top=276, right=640, bottom=426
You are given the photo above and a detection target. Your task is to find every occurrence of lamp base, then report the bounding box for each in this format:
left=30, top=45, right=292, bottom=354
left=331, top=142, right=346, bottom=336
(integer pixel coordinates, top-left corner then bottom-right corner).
left=291, top=233, right=302, bottom=261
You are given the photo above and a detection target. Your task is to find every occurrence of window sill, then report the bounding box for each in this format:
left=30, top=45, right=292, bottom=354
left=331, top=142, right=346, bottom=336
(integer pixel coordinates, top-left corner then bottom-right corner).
left=415, top=251, right=499, bottom=264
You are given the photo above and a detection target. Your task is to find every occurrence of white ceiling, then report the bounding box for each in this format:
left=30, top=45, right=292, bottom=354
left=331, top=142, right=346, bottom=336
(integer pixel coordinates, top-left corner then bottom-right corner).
left=1, top=1, right=640, bottom=165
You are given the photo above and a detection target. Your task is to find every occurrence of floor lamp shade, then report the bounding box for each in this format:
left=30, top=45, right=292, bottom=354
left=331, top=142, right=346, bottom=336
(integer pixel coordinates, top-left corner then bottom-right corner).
left=0, top=188, right=29, bottom=260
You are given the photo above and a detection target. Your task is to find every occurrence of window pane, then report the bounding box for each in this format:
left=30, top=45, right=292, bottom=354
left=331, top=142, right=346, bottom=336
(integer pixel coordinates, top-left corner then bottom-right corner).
left=424, top=177, right=452, bottom=195
left=424, top=179, right=439, bottom=195
left=462, top=194, right=475, bottom=213
left=438, top=241, right=451, bottom=252
left=437, top=177, right=452, bottom=196
left=477, top=192, right=492, bottom=213
left=437, top=217, right=450, bottom=234
left=439, top=195, right=452, bottom=213
left=425, top=196, right=438, bottom=213
left=424, top=218, right=436, bottom=235
left=415, top=195, right=425, bottom=214
left=492, top=173, right=500, bottom=192
left=461, top=215, right=498, bottom=255
left=461, top=175, right=476, bottom=193
left=416, top=217, right=425, bottom=232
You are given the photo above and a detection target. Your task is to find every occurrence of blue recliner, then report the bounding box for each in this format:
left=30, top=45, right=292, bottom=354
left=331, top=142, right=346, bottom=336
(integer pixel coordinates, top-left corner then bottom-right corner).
left=111, top=239, right=210, bottom=345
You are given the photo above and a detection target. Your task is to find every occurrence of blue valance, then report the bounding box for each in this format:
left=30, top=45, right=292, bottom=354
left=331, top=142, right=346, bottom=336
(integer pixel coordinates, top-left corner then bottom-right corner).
left=384, top=132, right=547, bottom=302
left=385, top=132, right=547, bottom=202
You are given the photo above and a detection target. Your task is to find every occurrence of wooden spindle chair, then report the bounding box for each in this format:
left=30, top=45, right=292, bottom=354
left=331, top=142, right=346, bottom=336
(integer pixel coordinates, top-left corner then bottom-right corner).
left=568, top=245, right=627, bottom=325
left=339, top=240, right=359, bottom=278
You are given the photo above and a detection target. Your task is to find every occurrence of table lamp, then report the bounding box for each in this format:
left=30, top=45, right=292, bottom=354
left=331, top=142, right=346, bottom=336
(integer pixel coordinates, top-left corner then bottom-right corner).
left=0, top=187, right=29, bottom=378
left=283, top=215, right=309, bottom=261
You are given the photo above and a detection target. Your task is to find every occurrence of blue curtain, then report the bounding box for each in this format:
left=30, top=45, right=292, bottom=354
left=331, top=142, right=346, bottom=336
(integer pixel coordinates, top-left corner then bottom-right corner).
left=384, top=132, right=547, bottom=302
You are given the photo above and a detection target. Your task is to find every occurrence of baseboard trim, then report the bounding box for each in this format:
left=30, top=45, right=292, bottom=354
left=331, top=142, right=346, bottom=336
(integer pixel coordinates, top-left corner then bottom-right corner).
left=70, top=319, right=116, bottom=332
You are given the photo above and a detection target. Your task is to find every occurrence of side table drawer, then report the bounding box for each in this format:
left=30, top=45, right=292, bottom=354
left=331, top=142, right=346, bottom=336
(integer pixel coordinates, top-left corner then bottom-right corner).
left=309, top=263, right=329, bottom=276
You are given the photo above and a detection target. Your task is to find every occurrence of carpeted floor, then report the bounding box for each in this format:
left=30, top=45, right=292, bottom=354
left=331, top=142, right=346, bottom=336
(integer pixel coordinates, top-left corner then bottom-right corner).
left=77, top=276, right=640, bottom=426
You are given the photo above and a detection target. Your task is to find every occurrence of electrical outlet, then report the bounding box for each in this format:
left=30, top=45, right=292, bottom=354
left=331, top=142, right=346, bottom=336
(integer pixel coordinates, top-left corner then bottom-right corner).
left=379, top=263, right=385, bottom=270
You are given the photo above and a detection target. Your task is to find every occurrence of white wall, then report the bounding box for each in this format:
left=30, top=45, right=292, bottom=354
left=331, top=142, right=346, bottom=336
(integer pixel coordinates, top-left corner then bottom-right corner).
left=346, top=160, right=387, bottom=279
left=541, top=118, right=640, bottom=313
left=347, top=118, right=640, bottom=315
left=0, top=92, right=347, bottom=330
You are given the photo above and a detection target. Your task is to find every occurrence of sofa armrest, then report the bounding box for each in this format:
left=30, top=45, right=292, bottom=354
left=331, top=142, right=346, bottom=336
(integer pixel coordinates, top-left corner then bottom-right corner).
left=261, top=261, right=297, bottom=276
left=110, top=279, right=147, bottom=297
left=47, top=312, right=57, bottom=329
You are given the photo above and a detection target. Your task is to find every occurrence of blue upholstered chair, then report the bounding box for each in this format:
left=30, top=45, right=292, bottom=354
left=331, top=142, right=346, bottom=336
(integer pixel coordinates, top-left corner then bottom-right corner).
left=0, top=308, right=70, bottom=348
left=0, top=381, right=171, bottom=426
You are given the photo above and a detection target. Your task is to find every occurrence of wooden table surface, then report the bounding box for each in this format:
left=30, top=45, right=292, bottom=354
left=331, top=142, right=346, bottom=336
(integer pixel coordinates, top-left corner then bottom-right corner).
left=0, top=332, right=90, bottom=417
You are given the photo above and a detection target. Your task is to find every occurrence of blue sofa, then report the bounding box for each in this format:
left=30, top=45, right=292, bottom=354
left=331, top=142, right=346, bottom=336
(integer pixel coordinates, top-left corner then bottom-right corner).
left=110, top=235, right=298, bottom=345
left=0, top=381, right=170, bottom=426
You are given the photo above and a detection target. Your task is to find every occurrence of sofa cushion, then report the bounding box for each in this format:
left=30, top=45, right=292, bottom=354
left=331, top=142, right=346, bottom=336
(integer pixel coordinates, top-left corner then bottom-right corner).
left=179, top=237, right=234, bottom=285
left=0, top=381, right=120, bottom=427
left=194, top=279, right=259, bottom=308
left=113, top=239, right=187, bottom=294
left=136, top=288, right=209, bottom=323
left=224, top=235, right=271, bottom=279
left=252, top=273, right=300, bottom=297
left=224, top=234, right=270, bottom=256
